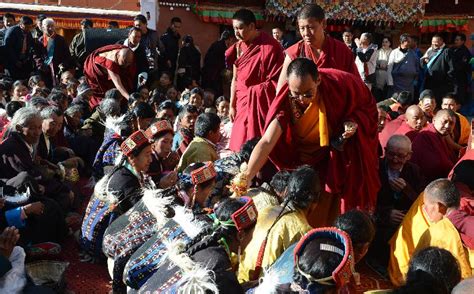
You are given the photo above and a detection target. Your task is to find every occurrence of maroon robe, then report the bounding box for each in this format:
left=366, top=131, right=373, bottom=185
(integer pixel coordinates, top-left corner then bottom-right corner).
left=393, top=121, right=422, bottom=142
left=378, top=115, right=405, bottom=150
left=266, top=68, right=380, bottom=212
left=286, top=36, right=359, bottom=77
left=226, top=32, right=284, bottom=151
left=411, top=124, right=457, bottom=182
left=84, top=44, right=136, bottom=109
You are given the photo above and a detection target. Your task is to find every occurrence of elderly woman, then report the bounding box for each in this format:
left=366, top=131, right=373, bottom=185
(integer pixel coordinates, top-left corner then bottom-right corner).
left=80, top=130, right=152, bottom=260
left=0, top=108, right=68, bottom=246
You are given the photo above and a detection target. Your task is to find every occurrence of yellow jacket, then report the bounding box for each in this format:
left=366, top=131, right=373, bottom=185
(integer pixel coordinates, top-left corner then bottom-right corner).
left=237, top=206, right=311, bottom=283
left=389, top=193, right=472, bottom=286
left=457, top=112, right=470, bottom=146
left=176, top=136, right=218, bottom=172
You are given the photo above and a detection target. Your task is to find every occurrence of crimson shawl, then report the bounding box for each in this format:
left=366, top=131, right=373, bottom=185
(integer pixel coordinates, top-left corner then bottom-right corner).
left=411, top=124, right=457, bottom=182
left=266, top=68, right=380, bottom=212
left=84, top=44, right=136, bottom=109
left=286, top=36, right=359, bottom=77
left=225, top=32, right=284, bottom=151
left=393, top=121, right=422, bottom=143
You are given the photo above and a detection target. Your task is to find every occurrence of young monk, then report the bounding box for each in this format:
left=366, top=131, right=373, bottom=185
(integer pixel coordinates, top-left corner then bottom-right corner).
left=393, top=105, right=426, bottom=142
left=389, top=179, right=472, bottom=286
left=244, top=58, right=379, bottom=224
left=441, top=93, right=470, bottom=148
left=226, top=9, right=284, bottom=151
left=276, top=4, right=358, bottom=93
left=411, top=109, right=458, bottom=182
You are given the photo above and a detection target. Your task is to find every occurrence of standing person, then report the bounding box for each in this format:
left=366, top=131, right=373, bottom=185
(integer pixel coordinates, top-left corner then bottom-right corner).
left=226, top=9, right=284, bottom=151
left=450, top=34, right=472, bottom=105
left=201, top=30, right=234, bottom=96
left=32, top=14, right=46, bottom=40
left=69, top=18, right=93, bottom=74
left=421, top=35, right=453, bottom=102
left=118, top=27, right=149, bottom=77
left=83, top=45, right=136, bottom=109
left=3, top=16, right=37, bottom=81
left=177, top=35, right=201, bottom=88
left=243, top=58, right=379, bottom=225
left=133, top=14, right=160, bottom=71
left=0, top=13, right=15, bottom=46
left=374, top=37, right=392, bottom=100
left=38, top=18, right=72, bottom=87
left=387, top=34, right=419, bottom=97
left=160, top=17, right=182, bottom=74
left=355, top=32, right=378, bottom=90
left=272, top=26, right=293, bottom=49
left=342, top=29, right=357, bottom=57
left=277, top=4, right=359, bottom=93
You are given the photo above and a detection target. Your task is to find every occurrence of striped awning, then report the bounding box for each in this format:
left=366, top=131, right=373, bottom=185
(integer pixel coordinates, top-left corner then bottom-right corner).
left=420, top=17, right=469, bottom=33
left=0, top=3, right=137, bottom=29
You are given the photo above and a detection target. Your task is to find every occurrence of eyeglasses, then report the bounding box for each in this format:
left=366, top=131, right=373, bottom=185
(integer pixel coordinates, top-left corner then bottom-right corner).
left=288, top=92, right=314, bottom=102
left=385, top=150, right=410, bottom=159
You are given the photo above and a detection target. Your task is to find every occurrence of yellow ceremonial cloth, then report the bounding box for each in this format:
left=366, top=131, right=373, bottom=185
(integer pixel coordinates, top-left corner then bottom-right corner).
left=388, top=193, right=472, bottom=286
left=457, top=112, right=470, bottom=146
left=293, top=97, right=329, bottom=163
left=237, top=206, right=312, bottom=283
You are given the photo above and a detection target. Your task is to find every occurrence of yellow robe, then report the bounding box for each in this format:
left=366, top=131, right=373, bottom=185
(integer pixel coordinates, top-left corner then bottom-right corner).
left=388, top=193, right=472, bottom=286
left=457, top=112, right=470, bottom=146
left=237, top=206, right=312, bottom=283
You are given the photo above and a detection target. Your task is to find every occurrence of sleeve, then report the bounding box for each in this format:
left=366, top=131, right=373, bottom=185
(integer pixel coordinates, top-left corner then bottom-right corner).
left=0, top=256, right=12, bottom=278
left=387, top=50, right=395, bottom=86
left=3, top=29, right=18, bottom=66
left=4, top=208, right=26, bottom=229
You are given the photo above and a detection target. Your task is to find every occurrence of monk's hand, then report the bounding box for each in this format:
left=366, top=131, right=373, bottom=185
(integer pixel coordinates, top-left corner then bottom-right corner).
left=229, top=106, right=237, bottom=122
left=389, top=209, right=406, bottom=225
left=389, top=178, right=407, bottom=192
left=342, top=121, right=358, bottom=139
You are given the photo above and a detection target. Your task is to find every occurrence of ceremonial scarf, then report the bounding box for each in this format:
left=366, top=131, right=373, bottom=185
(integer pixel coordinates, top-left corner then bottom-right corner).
left=43, top=33, right=56, bottom=66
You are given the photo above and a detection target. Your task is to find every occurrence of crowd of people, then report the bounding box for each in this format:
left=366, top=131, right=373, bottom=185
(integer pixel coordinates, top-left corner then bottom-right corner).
left=0, top=3, right=473, bottom=293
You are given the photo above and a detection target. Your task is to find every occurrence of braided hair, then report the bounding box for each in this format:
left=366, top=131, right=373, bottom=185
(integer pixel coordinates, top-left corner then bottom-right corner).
left=184, top=198, right=245, bottom=256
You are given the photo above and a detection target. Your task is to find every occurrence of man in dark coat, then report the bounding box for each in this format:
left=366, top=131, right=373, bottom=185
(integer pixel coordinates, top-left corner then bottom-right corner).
left=133, top=14, right=162, bottom=71
left=69, top=18, right=93, bottom=74
left=160, top=17, right=182, bottom=73
left=422, top=35, right=455, bottom=103
left=450, top=33, right=472, bottom=105
left=2, top=16, right=37, bottom=80
left=118, top=27, right=149, bottom=76
left=201, top=30, right=235, bottom=96
left=38, top=18, right=72, bottom=87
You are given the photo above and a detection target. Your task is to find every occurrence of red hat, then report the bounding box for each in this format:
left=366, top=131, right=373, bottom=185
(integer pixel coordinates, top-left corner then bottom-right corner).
left=145, top=120, right=173, bottom=140
left=120, top=130, right=151, bottom=157
left=190, top=161, right=217, bottom=185
left=231, top=196, right=258, bottom=232
left=293, top=227, right=354, bottom=287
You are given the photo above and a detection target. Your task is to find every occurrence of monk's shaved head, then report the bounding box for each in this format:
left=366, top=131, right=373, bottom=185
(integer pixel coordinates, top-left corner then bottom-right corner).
left=452, top=277, right=474, bottom=294
left=387, top=134, right=411, bottom=151
left=117, top=48, right=134, bottom=67
left=424, top=179, right=460, bottom=209
left=433, top=109, right=455, bottom=136
left=405, top=105, right=424, bottom=130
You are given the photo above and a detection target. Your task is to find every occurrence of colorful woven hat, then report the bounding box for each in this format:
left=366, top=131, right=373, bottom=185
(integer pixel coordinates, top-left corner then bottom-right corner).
left=190, top=162, right=217, bottom=185
left=145, top=120, right=174, bottom=140
left=120, top=130, right=151, bottom=157
left=231, top=196, right=258, bottom=232
left=294, top=227, right=354, bottom=287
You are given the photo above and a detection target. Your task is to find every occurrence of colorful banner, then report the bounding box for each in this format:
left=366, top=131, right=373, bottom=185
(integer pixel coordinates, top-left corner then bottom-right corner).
left=419, top=18, right=469, bottom=33
left=192, top=4, right=265, bottom=26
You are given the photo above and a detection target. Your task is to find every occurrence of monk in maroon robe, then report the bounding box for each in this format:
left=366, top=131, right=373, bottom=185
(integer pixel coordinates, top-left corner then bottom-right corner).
left=411, top=109, right=458, bottom=182
left=244, top=58, right=379, bottom=226
left=226, top=9, right=284, bottom=151
left=84, top=44, right=136, bottom=109
left=393, top=105, right=425, bottom=142
left=276, top=4, right=358, bottom=93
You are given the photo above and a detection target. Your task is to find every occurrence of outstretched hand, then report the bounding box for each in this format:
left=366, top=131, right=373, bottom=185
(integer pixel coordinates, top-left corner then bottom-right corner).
left=342, top=121, right=358, bottom=139
left=0, top=227, right=20, bottom=258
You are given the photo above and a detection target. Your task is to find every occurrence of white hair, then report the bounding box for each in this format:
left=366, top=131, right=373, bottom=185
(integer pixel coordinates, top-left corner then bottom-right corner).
left=42, top=18, right=55, bottom=27
left=9, top=107, right=42, bottom=132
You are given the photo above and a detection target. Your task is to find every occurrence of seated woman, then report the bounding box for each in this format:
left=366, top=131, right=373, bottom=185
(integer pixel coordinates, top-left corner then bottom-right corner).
left=138, top=197, right=258, bottom=293
left=102, top=161, right=217, bottom=293
left=145, top=119, right=179, bottom=188
left=252, top=227, right=355, bottom=294
left=238, top=165, right=318, bottom=283
left=80, top=130, right=152, bottom=260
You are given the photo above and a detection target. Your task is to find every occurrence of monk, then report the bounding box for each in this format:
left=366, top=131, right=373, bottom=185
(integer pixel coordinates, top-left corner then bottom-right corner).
left=411, top=109, right=457, bottom=182
left=441, top=93, right=470, bottom=147
left=392, top=105, right=425, bottom=142
left=243, top=58, right=379, bottom=226
left=83, top=44, right=136, bottom=109
left=418, top=89, right=437, bottom=123
left=227, top=9, right=284, bottom=151
left=388, top=179, right=472, bottom=286
left=276, top=4, right=358, bottom=93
